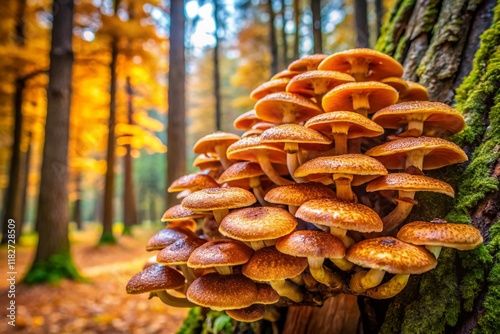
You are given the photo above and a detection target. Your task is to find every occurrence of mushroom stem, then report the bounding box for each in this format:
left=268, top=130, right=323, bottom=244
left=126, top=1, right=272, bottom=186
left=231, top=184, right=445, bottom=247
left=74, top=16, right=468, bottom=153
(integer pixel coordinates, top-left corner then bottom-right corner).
left=252, top=185, right=269, bottom=206
left=349, top=59, right=369, bottom=82
left=257, top=152, right=294, bottom=186
left=282, top=109, right=297, bottom=124
left=179, top=265, right=197, bottom=285
left=213, top=208, right=229, bottom=225
left=250, top=240, right=267, bottom=251
left=215, top=266, right=233, bottom=275
left=287, top=152, right=306, bottom=183
left=402, top=119, right=424, bottom=137
left=364, top=274, right=410, bottom=299
left=426, top=245, right=443, bottom=259
left=330, top=257, right=355, bottom=271
left=214, top=144, right=232, bottom=170
left=381, top=191, right=416, bottom=234
left=289, top=274, right=304, bottom=286
left=308, top=257, right=343, bottom=288
left=333, top=174, right=356, bottom=202
left=270, top=279, right=303, bottom=303
left=360, top=268, right=386, bottom=289
left=349, top=270, right=368, bottom=293
left=405, top=150, right=425, bottom=170
left=330, top=227, right=355, bottom=248
left=154, top=290, right=197, bottom=308
left=333, top=133, right=348, bottom=155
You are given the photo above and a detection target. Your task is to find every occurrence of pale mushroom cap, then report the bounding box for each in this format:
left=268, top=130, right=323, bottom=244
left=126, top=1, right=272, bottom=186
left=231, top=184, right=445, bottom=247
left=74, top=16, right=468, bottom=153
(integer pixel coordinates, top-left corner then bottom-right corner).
left=305, top=111, right=384, bottom=138
left=346, top=237, right=437, bottom=274
left=218, top=161, right=266, bottom=184
left=233, top=110, right=262, bottom=131
left=251, top=78, right=290, bottom=101
left=286, top=70, right=355, bottom=97
left=296, top=198, right=383, bottom=232
left=126, top=264, right=186, bottom=294
left=397, top=221, right=483, bottom=250
left=364, top=136, right=468, bottom=170
left=242, top=246, right=308, bottom=281
left=219, top=207, right=298, bottom=242
left=399, top=81, right=429, bottom=102
left=294, top=154, right=388, bottom=186
left=156, top=237, right=207, bottom=265
left=372, top=101, right=465, bottom=134
left=288, top=54, right=328, bottom=71
left=318, top=48, right=404, bottom=81
left=146, top=226, right=198, bottom=251
left=226, top=305, right=265, bottom=322
left=161, top=204, right=207, bottom=222
left=255, top=283, right=281, bottom=304
left=226, top=136, right=287, bottom=164
left=187, top=239, right=254, bottom=268
left=322, top=81, right=399, bottom=113
left=168, top=173, right=220, bottom=193
left=366, top=173, right=455, bottom=197
left=187, top=273, right=258, bottom=310
left=276, top=230, right=346, bottom=259
left=181, top=187, right=256, bottom=211
left=264, top=182, right=336, bottom=207
left=254, top=92, right=323, bottom=124
left=193, top=132, right=241, bottom=155
left=260, top=124, right=332, bottom=150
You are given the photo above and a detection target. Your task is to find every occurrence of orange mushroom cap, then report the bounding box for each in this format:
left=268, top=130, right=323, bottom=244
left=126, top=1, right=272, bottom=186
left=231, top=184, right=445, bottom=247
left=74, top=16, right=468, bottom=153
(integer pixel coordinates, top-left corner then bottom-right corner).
left=255, top=91, right=322, bottom=124
left=288, top=54, right=328, bottom=72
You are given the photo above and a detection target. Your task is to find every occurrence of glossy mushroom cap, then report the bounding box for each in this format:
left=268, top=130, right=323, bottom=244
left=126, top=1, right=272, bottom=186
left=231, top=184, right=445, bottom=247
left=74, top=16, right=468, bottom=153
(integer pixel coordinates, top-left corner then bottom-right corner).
left=264, top=182, right=336, bottom=207
left=318, top=48, right=404, bottom=82
left=346, top=237, right=437, bottom=274
left=161, top=204, right=207, bottom=223
left=187, top=239, right=254, bottom=269
left=126, top=264, right=186, bottom=294
left=288, top=54, right=328, bottom=72
left=181, top=187, right=257, bottom=212
left=233, top=110, right=262, bottom=131
left=146, top=226, right=198, bottom=251
left=366, top=173, right=455, bottom=197
left=187, top=273, right=258, bottom=310
left=255, top=283, right=281, bottom=304
left=397, top=221, right=483, bottom=250
left=255, top=92, right=322, bottom=124
left=226, top=305, right=266, bottom=322
left=365, top=136, right=468, bottom=170
left=260, top=123, right=332, bottom=153
left=399, top=81, right=429, bottom=102
left=251, top=78, right=290, bottom=101
left=226, top=136, right=287, bottom=165
left=305, top=111, right=384, bottom=139
left=372, top=101, right=465, bottom=137
left=243, top=246, right=308, bottom=281
left=276, top=230, right=346, bottom=259
left=156, top=237, right=207, bottom=265
left=168, top=173, right=220, bottom=193
left=193, top=132, right=241, bottom=155
left=217, top=162, right=265, bottom=185
left=285, top=70, right=355, bottom=98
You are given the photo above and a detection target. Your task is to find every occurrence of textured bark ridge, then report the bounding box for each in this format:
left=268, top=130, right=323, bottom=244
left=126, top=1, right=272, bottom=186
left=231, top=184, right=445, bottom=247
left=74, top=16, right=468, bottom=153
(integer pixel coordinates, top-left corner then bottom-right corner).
left=373, top=0, right=500, bottom=332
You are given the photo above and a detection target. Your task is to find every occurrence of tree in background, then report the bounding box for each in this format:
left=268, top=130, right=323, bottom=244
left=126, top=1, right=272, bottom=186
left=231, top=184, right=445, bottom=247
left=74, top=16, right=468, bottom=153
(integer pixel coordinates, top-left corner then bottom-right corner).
left=24, top=0, right=80, bottom=283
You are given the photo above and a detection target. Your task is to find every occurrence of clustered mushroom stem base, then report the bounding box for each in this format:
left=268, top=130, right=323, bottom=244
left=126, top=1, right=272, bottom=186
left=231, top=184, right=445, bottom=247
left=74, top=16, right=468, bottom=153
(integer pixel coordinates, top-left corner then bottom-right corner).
left=360, top=268, right=386, bottom=289
left=213, top=209, right=229, bottom=225
left=333, top=174, right=356, bottom=202
left=287, top=153, right=305, bottom=183
left=330, top=257, right=355, bottom=271
left=330, top=227, right=355, bottom=249
left=215, top=266, right=233, bottom=275
left=252, top=185, right=269, bottom=206
left=250, top=240, right=267, bottom=251
left=154, top=290, right=197, bottom=308
left=180, top=265, right=197, bottom=285
left=257, top=153, right=294, bottom=186
left=364, top=274, right=411, bottom=299
left=270, top=279, right=304, bottom=303
left=308, top=257, right=343, bottom=288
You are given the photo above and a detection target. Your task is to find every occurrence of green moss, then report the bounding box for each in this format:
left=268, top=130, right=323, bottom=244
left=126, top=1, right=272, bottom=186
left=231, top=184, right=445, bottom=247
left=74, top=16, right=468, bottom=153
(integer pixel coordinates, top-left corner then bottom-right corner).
left=459, top=245, right=492, bottom=312
left=98, top=231, right=117, bottom=245
left=23, top=252, right=86, bottom=284
left=375, top=0, right=416, bottom=55
left=122, top=226, right=133, bottom=236
left=176, top=307, right=204, bottom=334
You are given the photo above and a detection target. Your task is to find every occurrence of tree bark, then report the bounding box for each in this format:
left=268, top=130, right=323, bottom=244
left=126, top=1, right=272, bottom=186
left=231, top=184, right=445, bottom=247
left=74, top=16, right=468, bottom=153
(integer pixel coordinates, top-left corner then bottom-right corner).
left=24, top=0, right=80, bottom=283
left=292, top=0, right=300, bottom=59
left=280, top=0, right=289, bottom=68
left=73, top=170, right=83, bottom=231
left=354, top=0, right=369, bottom=47
left=213, top=0, right=222, bottom=131
left=167, top=0, right=187, bottom=208
left=311, top=0, right=322, bottom=53
left=268, top=0, right=279, bottom=75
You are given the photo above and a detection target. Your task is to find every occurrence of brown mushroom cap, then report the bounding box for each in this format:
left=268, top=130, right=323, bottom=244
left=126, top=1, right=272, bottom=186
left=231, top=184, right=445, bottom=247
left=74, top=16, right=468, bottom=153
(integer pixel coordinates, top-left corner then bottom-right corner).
left=193, top=132, right=241, bottom=155
left=271, top=69, right=302, bottom=80
left=251, top=78, right=290, bottom=101
left=126, top=264, right=186, bottom=294
left=226, top=305, right=266, bottom=322
left=254, top=92, right=323, bottom=124
left=318, top=48, right=404, bottom=81
left=366, top=173, right=455, bottom=197
left=156, top=237, right=207, bottom=265
left=168, top=173, right=220, bottom=193
left=161, top=204, right=207, bottom=222
left=219, top=207, right=298, bottom=242
left=242, top=246, right=308, bottom=281
left=305, top=111, right=384, bottom=138
left=381, top=77, right=409, bottom=94
left=399, top=81, right=429, bottom=102
left=276, top=230, right=346, bottom=259
left=217, top=161, right=266, bottom=185
left=346, top=237, right=437, bottom=274
left=364, top=136, right=468, bottom=170
left=187, top=273, right=258, bottom=310
left=255, top=283, right=281, bottom=304
left=193, top=154, right=221, bottom=171
left=181, top=187, right=256, bottom=212
left=322, top=81, right=399, bottom=114
left=264, top=182, right=336, bottom=207
left=288, top=54, right=328, bottom=72
left=187, top=239, right=254, bottom=268
left=294, top=154, right=388, bottom=186
left=260, top=123, right=332, bottom=152
left=371, top=101, right=465, bottom=135
left=397, top=221, right=483, bottom=250
left=295, top=198, right=383, bottom=233
left=285, top=70, right=355, bottom=97
left=233, top=110, right=262, bottom=131
left=226, top=136, right=287, bottom=165
left=146, top=226, right=198, bottom=251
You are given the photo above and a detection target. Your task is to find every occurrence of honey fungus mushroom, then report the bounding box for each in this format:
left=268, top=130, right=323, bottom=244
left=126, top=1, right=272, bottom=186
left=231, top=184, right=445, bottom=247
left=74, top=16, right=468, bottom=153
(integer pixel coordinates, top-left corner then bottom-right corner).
left=397, top=221, right=483, bottom=258
left=126, top=264, right=196, bottom=308
left=254, top=91, right=322, bottom=124
left=146, top=226, right=198, bottom=252
left=193, top=132, right=240, bottom=170
left=288, top=54, right=328, bottom=72
left=168, top=173, right=220, bottom=199
left=250, top=78, right=290, bottom=101
left=346, top=237, right=437, bottom=299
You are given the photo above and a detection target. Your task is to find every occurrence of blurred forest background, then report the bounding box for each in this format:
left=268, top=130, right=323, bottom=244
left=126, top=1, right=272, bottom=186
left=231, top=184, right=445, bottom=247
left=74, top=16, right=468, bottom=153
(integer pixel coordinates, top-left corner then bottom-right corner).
left=0, top=0, right=390, bottom=247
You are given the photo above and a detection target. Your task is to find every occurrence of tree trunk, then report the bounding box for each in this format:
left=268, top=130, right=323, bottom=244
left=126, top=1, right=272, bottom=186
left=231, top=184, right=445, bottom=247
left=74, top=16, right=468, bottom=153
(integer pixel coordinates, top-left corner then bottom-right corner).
left=122, top=76, right=137, bottom=236
left=268, top=0, right=279, bottom=75
left=311, top=0, right=322, bottom=53
left=16, top=131, right=32, bottom=241
left=167, top=0, right=187, bottom=208
left=72, top=170, right=83, bottom=231
left=292, top=0, right=300, bottom=59
left=374, top=0, right=384, bottom=40
left=24, top=0, right=80, bottom=283
left=354, top=0, right=369, bottom=48
left=213, top=0, right=222, bottom=131
left=280, top=0, right=289, bottom=68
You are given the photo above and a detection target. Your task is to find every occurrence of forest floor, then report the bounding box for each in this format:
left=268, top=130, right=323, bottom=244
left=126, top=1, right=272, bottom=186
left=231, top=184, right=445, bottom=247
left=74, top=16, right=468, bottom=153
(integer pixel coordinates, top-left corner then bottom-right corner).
left=0, top=223, right=189, bottom=334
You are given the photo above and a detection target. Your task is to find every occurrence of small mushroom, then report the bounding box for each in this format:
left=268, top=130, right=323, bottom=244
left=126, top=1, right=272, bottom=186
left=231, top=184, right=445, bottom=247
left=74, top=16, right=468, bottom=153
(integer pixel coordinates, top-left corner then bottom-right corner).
left=226, top=304, right=266, bottom=322
left=168, top=173, right=220, bottom=198
left=398, top=81, right=429, bottom=102
left=251, top=78, right=290, bottom=101
left=242, top=246, right=308, bottom=303
left=288, top=54, right=328, bottom=72
left=146, top=226, right=198, bottom=252
left=233, top=110, right=263, bottom=131
left=255, top=91, right=322, bottom=124
left=397, top=221, right=483, bottom=258
left=192, top=153, right=222, bottom=176
left=193, top=132, right=240, bottom=170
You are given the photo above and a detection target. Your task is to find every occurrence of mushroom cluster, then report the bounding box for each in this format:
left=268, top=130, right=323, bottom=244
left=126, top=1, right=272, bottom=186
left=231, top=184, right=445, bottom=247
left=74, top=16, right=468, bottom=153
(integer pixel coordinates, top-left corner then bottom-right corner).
left=126, top=48, right=483, bottom=324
